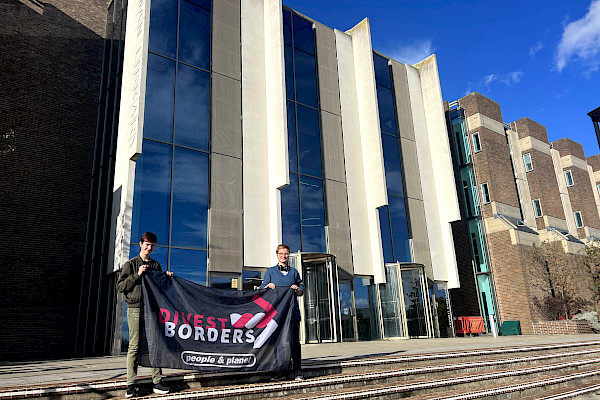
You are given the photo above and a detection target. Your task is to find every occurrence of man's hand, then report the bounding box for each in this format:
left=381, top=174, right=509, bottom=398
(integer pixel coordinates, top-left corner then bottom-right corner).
left=138, top=265, right=148, bottom=276
left=291, top=284, right=299, bottom=291
left=166, top=271, right=174, bottom=277
left=266, top=283, right=275, bottom=289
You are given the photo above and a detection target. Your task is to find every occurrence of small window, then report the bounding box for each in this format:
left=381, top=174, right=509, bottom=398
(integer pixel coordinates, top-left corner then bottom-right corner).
left=574, top=211, right=584, bottom=228
left=565, top=170, right=574, bottom=187
left=523, top=153, right=533, bottom=172
left=533, top=199, right=543, bottom=218
left=472, top=132, right=481, bottom=153
left=597, top=184, right=600, bottom=196
left=480, top=183, right=490, bottom=204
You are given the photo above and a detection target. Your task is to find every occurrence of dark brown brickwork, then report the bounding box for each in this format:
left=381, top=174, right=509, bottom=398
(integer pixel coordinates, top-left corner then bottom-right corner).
left=552, top=138, right=586, bottom=159
left=0, top=0, right=107, bottom=360
left=524, top=148, right=564, bottom=221
left=587, top=154, right=600, bottom=172
left=566, top=166, right=600, bottom=232
left=458, top=92, right=503, bottom=121
left=511, top=118, right=549, bottom=143
left=532, top=320, right=594, bottom=335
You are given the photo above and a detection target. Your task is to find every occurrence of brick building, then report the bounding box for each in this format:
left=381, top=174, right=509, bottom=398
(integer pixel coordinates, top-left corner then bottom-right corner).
left=446, top=92, right=600, bottom=334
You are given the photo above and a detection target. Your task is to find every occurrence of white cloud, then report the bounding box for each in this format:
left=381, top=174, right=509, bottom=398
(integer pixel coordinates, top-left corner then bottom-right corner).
left=481, top=71, right=523, bottom=90
left=529, top=41, right=544, bottom=57
left=388, top=40, right=435, bottom=65
left=555, top=0, right=600, bottom=72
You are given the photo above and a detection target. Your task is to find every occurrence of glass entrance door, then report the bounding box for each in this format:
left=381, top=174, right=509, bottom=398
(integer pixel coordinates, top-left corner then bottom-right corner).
left=302, top=258, right=334, bottom=343
left=339, top=280, right=357, bottom=341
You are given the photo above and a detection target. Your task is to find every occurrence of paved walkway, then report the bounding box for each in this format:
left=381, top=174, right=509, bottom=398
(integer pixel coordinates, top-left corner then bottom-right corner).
left=1, top=334, right=598, bottom=390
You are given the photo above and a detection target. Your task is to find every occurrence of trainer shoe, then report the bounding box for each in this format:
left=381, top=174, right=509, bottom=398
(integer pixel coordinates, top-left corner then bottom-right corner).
left=125, top=385, right=136, bottom=398
left=153, top=380, right=171, bottom=394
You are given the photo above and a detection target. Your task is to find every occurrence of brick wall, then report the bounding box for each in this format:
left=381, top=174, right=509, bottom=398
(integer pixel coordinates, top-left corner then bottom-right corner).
left=0, top=0, right=107, bottom=360
left=458, top=92, right=503, bottom=122
left=511, top=117, right=549, bottom=143
left=552, top=138, right=586, bottom=160
left=532, top=320, right=595, bottom=335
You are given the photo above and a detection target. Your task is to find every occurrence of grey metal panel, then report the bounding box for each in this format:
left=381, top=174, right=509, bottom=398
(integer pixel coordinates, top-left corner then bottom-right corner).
left=212, top=0, right=241, bottom=80
left=400, top=137, right=423, bottom=201
left=325, top=179, right=353, bottom=275
left=321, top=111, right=346, bottom=183
left=315, top=22, right=341, bottom=116
left=209, top=154, right=243, bottom=273
left=407, top=198, right=433, bottom=278
left=390, top=61, right=415, bottom=141
left=212, top=73, right=242, bottom=158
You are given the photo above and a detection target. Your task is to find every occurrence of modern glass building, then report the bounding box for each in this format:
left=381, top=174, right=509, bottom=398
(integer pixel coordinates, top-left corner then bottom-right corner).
left=85, top=0, right=462, bottom=354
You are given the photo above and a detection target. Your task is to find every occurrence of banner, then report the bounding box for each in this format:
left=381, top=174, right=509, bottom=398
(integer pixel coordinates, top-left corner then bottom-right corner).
left=138, top=270, right=294, bottom=372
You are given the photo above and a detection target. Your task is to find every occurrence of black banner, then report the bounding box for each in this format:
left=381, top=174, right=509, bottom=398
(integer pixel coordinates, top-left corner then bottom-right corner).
left=138, top=270, right=294, bottom=372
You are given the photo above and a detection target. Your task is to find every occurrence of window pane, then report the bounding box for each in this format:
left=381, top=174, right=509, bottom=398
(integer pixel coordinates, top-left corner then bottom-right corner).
left=373, top=53, right=391, bottom=88
left=389, top=195, right=411, bottom=262
left=171, top=147, right=209, bottom=248
left=281, top=174, right=301, bottom=253
left=378, top=206, right=393, bottom=263
left=299, top=175, right=326, bottom=252
left=294, top=49, right=318, bottom=108
left=377, top=85, right=397, bottom=135
left=210, top=276, right=236, bottom=290
left=575, top=212, right=583, bottom=228
left=144, top=54, right=175, bottom=142
left=243, top=270, right=264, bottom=291
left=174, top=64, right=210, bottom=150
left=287, top=101, right=298, bottom=173
left=283, top=10, right=292, bottom=46
left=170, top=248, right=207, bottom=285
left=401, top=269, right=427, bottom=337
left=285, top=45, right=295, bottom=101
left=178, top=0, right=211, bottom=70
left=382, top=133, right=404, bottom=196
left=472, top=133, right=481, bottom=152
left=148, top=0, right=177, bottom=58
left=131, top=140, right=172, bottom=244
left=296, top=104, right=322, bottom=177
left=292, top=14, right=314, bottom=55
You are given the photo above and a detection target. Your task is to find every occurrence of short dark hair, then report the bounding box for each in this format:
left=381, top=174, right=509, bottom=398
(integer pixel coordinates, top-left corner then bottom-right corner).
left=140, top=232, right=158, bottom=243
left=275, top=244, right=290, bottom=254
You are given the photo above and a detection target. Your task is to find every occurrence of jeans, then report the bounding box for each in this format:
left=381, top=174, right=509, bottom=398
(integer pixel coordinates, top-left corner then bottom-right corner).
left=126, top=307, right=162, bottom=385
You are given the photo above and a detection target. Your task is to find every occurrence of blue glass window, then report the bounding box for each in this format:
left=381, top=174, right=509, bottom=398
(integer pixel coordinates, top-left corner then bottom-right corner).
left=171, top=147, right=209, bottom=248
left=293, top=49, right=318, bottom=108
left=174, top=64, right=210, bottom=150
left=281, top=174, right=301, bottom=253
left=148, top=0, right=177, bottom=58
left=389, top=195, right=411, bottom=262
left=131, top=140, right=172, bottom=244
left=296, top=104, right=322, bottom=177
left=378, top=206, right=393, bottom=263
left=143, top=54, right=175, bottom=142
left=285, top=45, right=295, bottom=101
left=381, top=133, right=404, bottom=197
left=170, top=248, right=207, bottom=285
left=292, top=14, right=314, bottom=55
left=283, top=10, right=292, bottom=46
left=287, top=101, right=298, bottom=173
left=373, top=53, right=391, bottom=88
left=377, top=85, right=397, bottom=135
left=299, top=176, right=326, bottom=252
left=178, top=0, right=211, bottom=70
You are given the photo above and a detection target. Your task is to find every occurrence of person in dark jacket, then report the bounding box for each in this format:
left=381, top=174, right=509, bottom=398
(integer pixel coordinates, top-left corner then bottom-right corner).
left=260, top=244, right=304, bottom=381
left=116, top=232, right=173, bottom=398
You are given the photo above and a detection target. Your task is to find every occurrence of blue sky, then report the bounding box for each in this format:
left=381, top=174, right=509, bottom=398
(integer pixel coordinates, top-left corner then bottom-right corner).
left=283, top=0, right=600, bottom=158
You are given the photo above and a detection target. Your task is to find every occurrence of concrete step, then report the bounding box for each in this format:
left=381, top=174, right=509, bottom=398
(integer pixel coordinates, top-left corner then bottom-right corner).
left=2, top=341, right=600, bottom=400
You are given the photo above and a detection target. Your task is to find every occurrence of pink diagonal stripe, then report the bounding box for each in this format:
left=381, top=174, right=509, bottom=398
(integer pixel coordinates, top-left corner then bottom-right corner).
left=253, top=295, right=278, bottom=328
left=232, top=313, right=254, bottom=328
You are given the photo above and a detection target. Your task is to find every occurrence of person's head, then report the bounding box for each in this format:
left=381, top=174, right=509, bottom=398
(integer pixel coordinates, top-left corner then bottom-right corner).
left=139, top=232, right=157, bottom=258
left=275, top=244, right=290, bottom=265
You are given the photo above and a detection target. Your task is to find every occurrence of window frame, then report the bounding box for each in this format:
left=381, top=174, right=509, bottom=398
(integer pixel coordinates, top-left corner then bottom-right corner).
left=564, top=170, right=574, bottom=187
left=523, top=153, right=533, bottom=172
left=533, top=199, right=543, bottom=218
left=472, top=132, right=481, bottom=153
left=574, top=211, right=584, bottom=228
left=480, top=182, right=490, bottom=204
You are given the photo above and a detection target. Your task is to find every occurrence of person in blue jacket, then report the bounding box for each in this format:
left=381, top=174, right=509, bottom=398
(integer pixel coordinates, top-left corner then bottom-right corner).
left=260, top=244, right=304, bottom=380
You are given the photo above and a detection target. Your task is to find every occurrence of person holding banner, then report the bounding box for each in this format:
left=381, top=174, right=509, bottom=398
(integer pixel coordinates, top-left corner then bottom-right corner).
left=260, top=244, right=304, bottom=381
left=116, top=232, right=174, bottom=398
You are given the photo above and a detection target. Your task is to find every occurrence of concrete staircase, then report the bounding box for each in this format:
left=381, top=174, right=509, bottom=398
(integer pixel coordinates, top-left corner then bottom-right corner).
left=3, top=340, right=600, bottom=399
